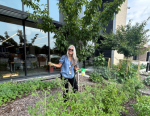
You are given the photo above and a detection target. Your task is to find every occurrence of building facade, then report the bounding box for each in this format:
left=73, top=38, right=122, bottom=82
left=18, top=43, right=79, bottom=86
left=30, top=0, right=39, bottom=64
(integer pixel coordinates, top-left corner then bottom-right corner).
left=95, top=0, right=128, bottom=66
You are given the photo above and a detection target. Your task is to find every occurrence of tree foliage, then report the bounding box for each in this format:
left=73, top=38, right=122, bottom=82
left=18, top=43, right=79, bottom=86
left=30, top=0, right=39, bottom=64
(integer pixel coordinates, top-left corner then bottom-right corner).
left=100, top=18, right=150, bottom=58
left=21, top=0, right=125, bottom=61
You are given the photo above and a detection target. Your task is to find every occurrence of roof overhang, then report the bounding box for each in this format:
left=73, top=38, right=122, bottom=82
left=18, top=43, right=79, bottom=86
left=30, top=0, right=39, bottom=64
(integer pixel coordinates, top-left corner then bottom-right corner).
left=0, top=5, right=62, bottom=29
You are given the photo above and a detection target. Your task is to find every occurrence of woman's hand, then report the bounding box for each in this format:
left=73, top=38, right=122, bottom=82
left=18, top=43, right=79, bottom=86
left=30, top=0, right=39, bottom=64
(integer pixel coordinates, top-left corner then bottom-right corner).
left=74, top=66, right=79, bottom=71
left=48, top=62, right=62, bottom=68
left=48, top=62, right=54, bottom=66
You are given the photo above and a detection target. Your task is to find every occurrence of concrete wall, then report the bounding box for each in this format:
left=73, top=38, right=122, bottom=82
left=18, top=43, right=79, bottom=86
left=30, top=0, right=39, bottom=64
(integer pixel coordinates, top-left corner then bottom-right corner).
left=138, top=48, right=148, bottom=61
left=115, top=0, right=128, bottom=28
left=113, top=0, right=128, bottom=65
left=144, top=42, right=148, bottom=48
left=113, top=50, right=124, bottom=65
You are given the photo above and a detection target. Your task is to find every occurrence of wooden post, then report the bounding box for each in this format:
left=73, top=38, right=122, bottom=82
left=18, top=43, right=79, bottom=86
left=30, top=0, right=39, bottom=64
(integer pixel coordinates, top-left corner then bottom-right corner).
left=109, top=58, right=111, bottom=71
left=118, top=60, right=121, bottom=71
left=107, top=58, right=111, bottom=71
left=137, top=61, right=141, bottom=73
left=128, top=60, right=131, bottom=71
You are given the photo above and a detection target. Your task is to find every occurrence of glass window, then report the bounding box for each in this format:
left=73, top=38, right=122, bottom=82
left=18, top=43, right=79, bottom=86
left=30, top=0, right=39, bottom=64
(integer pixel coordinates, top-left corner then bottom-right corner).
left=50, top=32, right=61, bottom=73
left=24, top=0, right=47, bottom=14
left=0, top=21, right=25, bottom=79
left=49, top=0, right=59, bottom=22
left=25, top=27, right=48, bottom=76
left=0, top=0, right=22, bottom=11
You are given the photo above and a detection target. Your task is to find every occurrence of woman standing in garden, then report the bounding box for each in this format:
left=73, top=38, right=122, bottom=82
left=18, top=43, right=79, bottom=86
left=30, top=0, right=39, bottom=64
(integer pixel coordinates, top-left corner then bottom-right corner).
left=48, top=45, right=79, bottom=102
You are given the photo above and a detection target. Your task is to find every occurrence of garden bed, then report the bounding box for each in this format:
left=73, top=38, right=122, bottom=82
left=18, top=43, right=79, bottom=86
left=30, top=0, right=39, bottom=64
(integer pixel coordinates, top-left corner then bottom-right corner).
left=0, top=74, right=150, bottom=116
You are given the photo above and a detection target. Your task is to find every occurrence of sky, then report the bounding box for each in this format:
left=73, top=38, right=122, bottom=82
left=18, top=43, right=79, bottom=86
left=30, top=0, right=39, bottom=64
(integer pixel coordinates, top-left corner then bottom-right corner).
left=126, top=0, right=150, bottom=44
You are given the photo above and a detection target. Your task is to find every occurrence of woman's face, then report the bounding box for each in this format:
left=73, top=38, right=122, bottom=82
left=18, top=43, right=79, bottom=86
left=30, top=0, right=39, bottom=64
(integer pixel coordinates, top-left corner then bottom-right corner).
left=68, top=46, right=74, bottom=55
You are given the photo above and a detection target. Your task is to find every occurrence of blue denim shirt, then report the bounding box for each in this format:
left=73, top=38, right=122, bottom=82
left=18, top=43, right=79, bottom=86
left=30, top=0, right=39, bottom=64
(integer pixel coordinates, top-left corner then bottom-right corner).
left=59, top=55, right=78, bottom=79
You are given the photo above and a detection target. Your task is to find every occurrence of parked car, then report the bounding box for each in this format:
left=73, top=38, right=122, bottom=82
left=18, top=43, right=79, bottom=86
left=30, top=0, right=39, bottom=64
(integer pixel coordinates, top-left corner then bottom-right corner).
left=50, top=54, right=60, bottom=59
left=26, top=54, right=36, bottom=58
left=37, top=54, right=47, bottom=58
left=50, top=54, right=60, bottom=64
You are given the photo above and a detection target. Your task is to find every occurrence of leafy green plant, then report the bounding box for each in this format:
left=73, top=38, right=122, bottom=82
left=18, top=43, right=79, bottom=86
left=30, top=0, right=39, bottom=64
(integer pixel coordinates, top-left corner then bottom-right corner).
left=140, top=64, right=147, bottom=69
left=143, top=76, right=150, bottom=86
left=28, top=82, right=129, bottom=116
left=131, top=63, right=146, bottom=70
left=0, top=78, right=58, bottom=106
left=121, top=77, right=143, bottom=99
left=93, top=53, right=105, bottom=67
left=133, top=95, right=150, bottom=116
left=89, top=71, right=103, bottom=83
left=111, top=60, right=138, bottom=83
left=92, top=66, right=111, bottom=80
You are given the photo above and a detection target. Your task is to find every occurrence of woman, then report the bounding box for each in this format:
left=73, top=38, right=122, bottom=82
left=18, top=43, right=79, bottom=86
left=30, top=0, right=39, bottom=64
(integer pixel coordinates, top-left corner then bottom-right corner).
left=48, top=45, right=79, bottom=102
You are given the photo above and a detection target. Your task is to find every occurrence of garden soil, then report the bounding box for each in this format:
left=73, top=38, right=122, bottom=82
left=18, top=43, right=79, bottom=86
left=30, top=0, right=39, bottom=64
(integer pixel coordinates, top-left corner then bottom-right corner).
left=0, top=75, right=150, bottom=116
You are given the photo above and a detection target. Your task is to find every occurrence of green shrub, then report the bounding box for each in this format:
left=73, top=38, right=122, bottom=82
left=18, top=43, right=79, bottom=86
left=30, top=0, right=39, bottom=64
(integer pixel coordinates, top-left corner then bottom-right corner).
left=93, top=53, right=105, bottom=67
left=121, top=77, right=143, bottom=99
left=111, top=60, right=139, bottom=83
left=143, top=76, right=150, bottom=86
left=96, top=66, right=111, bottom=80
left=133, top=95, right=150, bottom=116
left=131, top=63, right=146, bottom=70
left=0, top=78, right=58, bottom=106
left=89, top=71, right=103, bottom=83
left=140, top=64, right=146, bottom=69
left=28, top=83, right=128, bottom=116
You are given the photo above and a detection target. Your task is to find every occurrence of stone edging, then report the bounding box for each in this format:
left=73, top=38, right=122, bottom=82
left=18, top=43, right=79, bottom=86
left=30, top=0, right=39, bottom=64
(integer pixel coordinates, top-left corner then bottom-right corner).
left=138, top=89, right=150, bottom=95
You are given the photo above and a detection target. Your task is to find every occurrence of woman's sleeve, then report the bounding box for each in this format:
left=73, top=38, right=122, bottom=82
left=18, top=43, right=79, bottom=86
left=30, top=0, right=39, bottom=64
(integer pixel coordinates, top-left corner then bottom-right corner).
left=59, top=55, right=66, bottom=63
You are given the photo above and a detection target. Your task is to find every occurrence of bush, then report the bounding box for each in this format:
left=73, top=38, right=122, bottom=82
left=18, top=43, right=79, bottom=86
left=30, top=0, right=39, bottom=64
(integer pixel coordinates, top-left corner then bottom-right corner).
left=28, top=83, right=128, bottom=116
left=89, top=71, right=103, bottom=83
left=121, top=77, right=143, bottom=99
left=0, top=78, right=58, bottom=106
left=140, top=63, right=146, bottom=69
left=111, top=60, right=139, bottom=83
left=143, top=76, right=150, bottom=86
left=133, top=95, right=150, bottom=116
left=93, top=53, right=105, bottom=67
left=96, top=66, right=111, bottom=80
left=131, top=63, right=146, bottom=70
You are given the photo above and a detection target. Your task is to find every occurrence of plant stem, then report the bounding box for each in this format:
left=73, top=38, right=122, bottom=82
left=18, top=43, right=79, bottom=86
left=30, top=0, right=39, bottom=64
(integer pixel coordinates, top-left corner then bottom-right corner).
left=45, top=91, right=46, bottom=115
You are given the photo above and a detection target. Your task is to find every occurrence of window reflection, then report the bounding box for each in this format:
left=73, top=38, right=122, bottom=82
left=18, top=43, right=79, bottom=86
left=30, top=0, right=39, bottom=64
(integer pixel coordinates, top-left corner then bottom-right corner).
left=25, top=27, right=48, bottom=76
left=50, top=32, right=61, bottom=73
left=0, top=22, right=24, bottom=79
left=0, top=0, right=22, bottom=11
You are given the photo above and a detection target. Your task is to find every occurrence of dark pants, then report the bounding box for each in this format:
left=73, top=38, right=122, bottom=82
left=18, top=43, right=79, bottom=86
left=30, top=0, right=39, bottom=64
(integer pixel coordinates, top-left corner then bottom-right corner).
left=61, top=76, right=78, bottom=102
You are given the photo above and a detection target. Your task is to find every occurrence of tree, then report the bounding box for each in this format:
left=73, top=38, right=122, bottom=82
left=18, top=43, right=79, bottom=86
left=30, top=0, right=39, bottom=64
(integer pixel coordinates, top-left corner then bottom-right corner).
left=17, top=30, right=25, bottom=45
left=22, top=0, right=125, bottom=61
left=31, top=34, right=39, bottom=44
left=100, top=18, right=150, bottom=58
